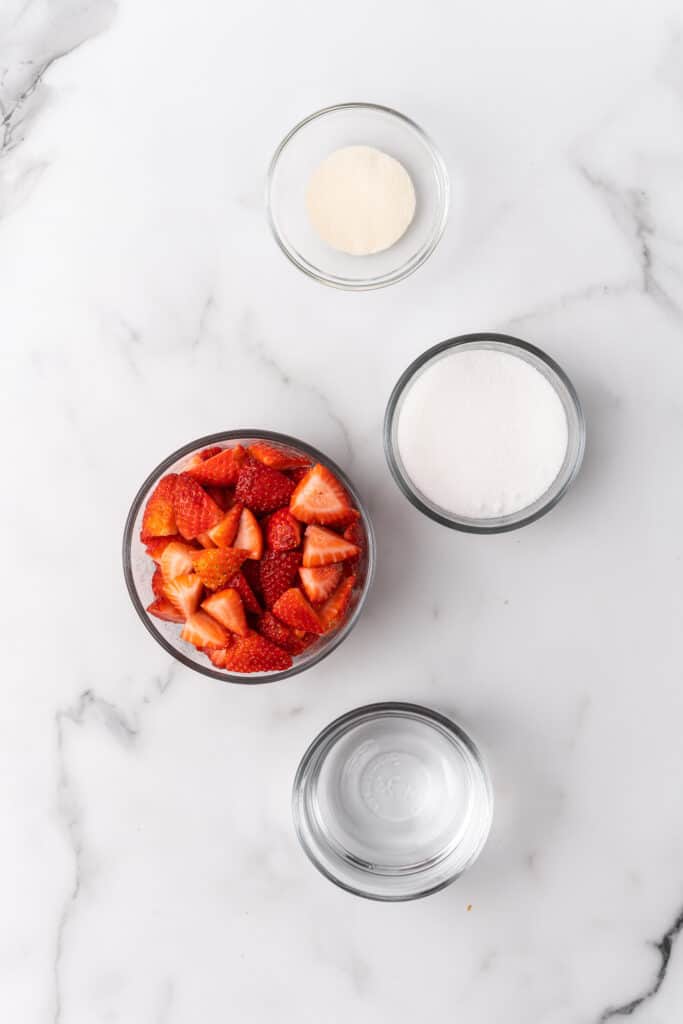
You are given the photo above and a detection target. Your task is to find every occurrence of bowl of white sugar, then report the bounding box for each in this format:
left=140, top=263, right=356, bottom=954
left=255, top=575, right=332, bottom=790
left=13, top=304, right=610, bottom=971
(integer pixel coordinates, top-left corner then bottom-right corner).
left=266, top=103, right=449, bottom=290
left=384, top=334, right=585, bottom=533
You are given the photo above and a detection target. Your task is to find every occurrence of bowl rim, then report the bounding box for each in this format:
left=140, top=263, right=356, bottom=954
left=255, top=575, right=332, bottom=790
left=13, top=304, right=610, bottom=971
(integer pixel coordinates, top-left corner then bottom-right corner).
left=383, top=332, right=586, bottom=534
left=122, top=429, right=376, bottom=684
left=266, top=101, right=450, bottom=291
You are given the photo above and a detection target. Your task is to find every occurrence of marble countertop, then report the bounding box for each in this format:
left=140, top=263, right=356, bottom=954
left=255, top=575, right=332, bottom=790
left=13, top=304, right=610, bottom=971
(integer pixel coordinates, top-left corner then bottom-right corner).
left=3, top=1, right=683, bottom=1021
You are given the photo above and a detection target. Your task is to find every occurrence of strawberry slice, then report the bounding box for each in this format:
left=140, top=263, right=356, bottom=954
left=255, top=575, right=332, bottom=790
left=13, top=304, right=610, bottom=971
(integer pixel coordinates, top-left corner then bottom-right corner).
left=286, top=467, right=311, bottom=484
left=141, top=474, right=178, bottom=539
left=298, top=564, right=343, bottom=603
left=205, top=646, right=232, bottom=669
left=144, top=534, right=189, bottom=562
left=289, top=464, right=356, bottom=525
left=190, top=547, right=249, bottom=590
left=162, top=572, right=203, bottom=618
left=151, top=567, right=165, bottom=598
left=257, top=611, right=311, bottom=654
left=293, top=629, right=318, bottom=651
left=181, top=610, right=230, bottom=650
left=259, top=550, right=301, bottom=608
left=233, top=507, right=263, bottom=560
left=272, top=588, right=324, bottom=635
left=202, top=588, right=248, bottom=636
left=226, top=571, right=261, bottom=614
left=159, top=540, right=196, bottom=580
left=343, top=520, right=365, bottom=563
left=207, top=504, right=243, bottom=548
left=302, top=525, right=360, bottom=567
left=205, top=486, right=233, bottom=512
left=186, top=446, right=245, bottom=486
left=248, top=441, right=311, bottom=471
left=196, top=532, right=216, bottom=549
left=265, top=508, right=301, bottom=552
left=174, top=474, right=224, bottom=540
left=235, top=460, right=295, bottom=513
left=224, top=632, right=292, bottom=673
left=186, top=446, right=223, bottom=469
left=147, top=597, right=185, bottom=623
left=319, top=574, right=356, bottom=632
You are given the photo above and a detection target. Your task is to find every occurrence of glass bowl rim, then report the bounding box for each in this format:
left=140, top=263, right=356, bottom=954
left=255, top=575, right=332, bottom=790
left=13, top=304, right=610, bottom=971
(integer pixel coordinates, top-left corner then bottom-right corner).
left=383, top=332, right=586, bottom=534
left=292, top=701, right=493, bottom=901
left=122, top=429, right=376, bottom=685
left=265, top=101, right=450, bottom=291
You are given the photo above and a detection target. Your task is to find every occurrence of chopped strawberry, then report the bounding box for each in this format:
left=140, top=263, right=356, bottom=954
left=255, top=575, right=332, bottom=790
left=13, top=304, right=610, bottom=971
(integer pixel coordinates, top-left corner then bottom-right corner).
left=141, top=474, right=178, bottom=539
left=293, top=629, right=319, bottom=651
left=266, top=508, right=301, bottom=552
left=289, top=464, right=356, bottom=525
left=233, top=507, right=263, bottom=560
left=205, top=646, right=232, bottom=669
left=298, top=564, right=343, bottom=603
left=272, top=588, right=324, bottom=635
left=147, top=597, right=185, bottom=623
left=181, top=610, right=230, bottom=650
left=302, top=525, right=360, bottom=567
left=187, top=445, right=246, bottom=486
left=174, top=474, right=224, bottom=539
left=223, top=632, right=292, bottom=673
left=343, top=520, right=365, bottom=562
left=241, top=558, right=263, bottom=597
left=206, top=486, right=233, bottom=511
left=159, top=541, right=196, bottom=580
left=207, top=504, right=243, bottom=548
left=162, top=572, right=203, bottom=618
left=259, top=550, right=301, bottom=608
left=202, top=588, right=248, bottom=636
left=144, top=534, right=189, bottom=562
left=226, top=571, right=261, bottom=614
left=151, top=567, right=165, bottom=598
left=248, top=441, right=311, bottom=471
left=190, top=547, right=249, bottom=590
left=197, top=532, right=216, bottom=549
left=286, top=467, right=311, bottom=484
left=186, top=446, right=223, bottom=469
left=235, top=460, right=295, bottom=513
left=257, top=611, right=311, bottom=654
left=319, top=574, right=356, bottom=632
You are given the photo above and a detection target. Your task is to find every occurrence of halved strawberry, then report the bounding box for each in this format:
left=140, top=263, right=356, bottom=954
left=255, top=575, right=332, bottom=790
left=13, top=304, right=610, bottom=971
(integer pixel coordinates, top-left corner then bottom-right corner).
left=223, top=632, right=292, bottom=673
left=186, top=446, right=223, bottom=469
left=159, top=541, right=196, bottom=580
left=235, top=460, right=295, bottom=513
left=187, top=446, right=245, bottom=486
left=144, top=534, right=189, bottom=562
left=190, top=547, right=249, bottom=590
left=147, top=597, right=185, bottom=623
left=205, top=646, right=232, bottom=669
left=226, top=571, right=261, bottom=614
left=206, top=486, right=233, bottom=512
left=162, top=572, right=203, bottom=618
left=207, top=504, right=243, bottom=548
left=181, top=610, right=230, bottom=650
left=248, top=441, right=311, bottom=471
left=266, top=508, right=301, bottom=552
left=141, top=474, right=178, bottom=539
left=257, top=611, right=310, bottom=654
left=302, top=525, right=360, bottom=567
left=233, top=507, right=263, bottom=560
left=298, top=564, right=343, bottom=603
left=319, top=574, right=356, bottom=632
left=202, top=588, right=248, bottom=636
left=272, top=588, right=324, bottom=635
left=259, top=550, right=301, bottom=608
left=289, top=464, right=355, bottom=525
left=174, top=474, right=224, bottom=539
left=151, top=567, right=165, bottom=598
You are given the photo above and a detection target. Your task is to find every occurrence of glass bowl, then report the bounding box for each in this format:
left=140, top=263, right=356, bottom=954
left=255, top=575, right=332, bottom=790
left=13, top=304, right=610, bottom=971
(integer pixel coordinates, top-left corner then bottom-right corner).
left=384, top=333, right=586, bottom=533
left=122, top=430, right=375, bottom=684
left=266, top=102, right=449, bottom=290
left=293, top=702, right=493, bottom=901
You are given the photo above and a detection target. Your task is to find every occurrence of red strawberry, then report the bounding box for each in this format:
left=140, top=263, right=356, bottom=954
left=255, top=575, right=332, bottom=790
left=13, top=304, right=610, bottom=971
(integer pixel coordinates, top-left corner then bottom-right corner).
left=257, top=611, right=310, bottom=654
left=205, top=646, right=232, bottom=669
left=187, top=445, right=246, bottom=486
left=248, top=441, right=311, bottom=471
left=206, top=486, right=233, bottom=511
left=302, top=525, right=360, bottom=567
left=159, top=541, right=196, bottom=580
left=202, top=588, right=248, bottom=636
left=141, top=474, right=178, bottom=539
left=289, top=464, right=355, bottom=525
left=162, top=573, right=203, bottom=618
left=144, top=534, right=189, bottom=562
left=196, top=532, right=216, bottom=549
left=207, top=504, right=243, bottom=548
left=147, top=597, right=185, bottom=623
left=272, top=588, right=324, bottom=635
left=266, top=508, right=301, bottom=552
left=235, top=460, right=295, bottom=513
left=181, top=610, right=230, bottom=650
left=319, top=574, right=356, bottom=632
left=223, top=632, right=292, bottom=673
left=174, top=474, right=224, bottom=539
left=226, top=571, right=261, bottom=614
left=343, top=520, right=365, bottom=562
left=151, top=567, right=165, bottom=598
left=293, top=629, right=318, bottom=651
left=259, top=550, right=301, bottom=608
left=298, top=564, right=343, bottom=603
left=233, top=507, right=263, bottom=560
left=186, top=446, right=223, bottom=469
left=241, top=558, right=263, bottom=597
left=190, top=548, right=249, bottom=590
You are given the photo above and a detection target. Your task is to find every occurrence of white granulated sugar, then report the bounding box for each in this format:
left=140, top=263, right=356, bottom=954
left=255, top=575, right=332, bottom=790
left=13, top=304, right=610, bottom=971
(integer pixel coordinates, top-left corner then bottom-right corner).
left=396, top=348, right=569, bottom=519
left=306, top=145, right=416, bottom=256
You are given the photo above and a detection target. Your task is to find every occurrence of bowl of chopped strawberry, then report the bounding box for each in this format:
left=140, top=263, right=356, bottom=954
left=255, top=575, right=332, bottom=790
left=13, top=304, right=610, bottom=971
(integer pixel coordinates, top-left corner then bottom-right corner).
left=123, top=431, right=375, bottom=682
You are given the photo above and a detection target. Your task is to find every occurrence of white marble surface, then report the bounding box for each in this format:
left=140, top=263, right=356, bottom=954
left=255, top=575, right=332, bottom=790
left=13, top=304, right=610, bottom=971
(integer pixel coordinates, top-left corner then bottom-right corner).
left=3, top=1, right=683, bottom=1021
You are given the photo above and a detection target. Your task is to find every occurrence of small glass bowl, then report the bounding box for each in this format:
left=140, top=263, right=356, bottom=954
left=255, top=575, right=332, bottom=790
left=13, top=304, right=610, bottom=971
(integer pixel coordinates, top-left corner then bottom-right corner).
left=292, top=703, right=493, bottom=901
left=266, top=103, right=449, bottom=290
left=122, top=431, right=376, bottom=684
left=384, top=333, right=586, bottom=533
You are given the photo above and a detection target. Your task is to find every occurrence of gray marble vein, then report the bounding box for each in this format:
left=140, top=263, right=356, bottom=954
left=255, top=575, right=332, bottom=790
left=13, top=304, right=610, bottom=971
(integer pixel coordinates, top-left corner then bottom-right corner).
left=599, top=905, right=683, bottom=1020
